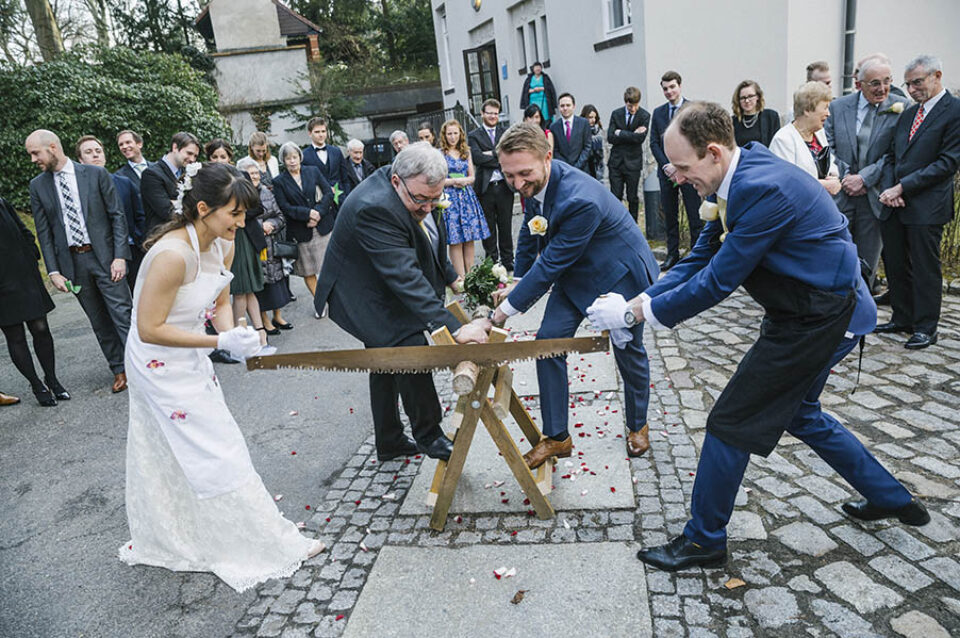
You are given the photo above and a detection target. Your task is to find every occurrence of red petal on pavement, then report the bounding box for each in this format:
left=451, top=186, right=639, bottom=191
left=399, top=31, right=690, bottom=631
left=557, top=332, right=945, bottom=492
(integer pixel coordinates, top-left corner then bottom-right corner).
left=501, top=499, right=509, bottom=503
left=336, top=614, right=345, bottom=621
left=291, top=451, right=297, bottom=455
left=511, top=531, right=518, bottom=536
left=325, top=517, right=331, bottom=522
left=355, top=500, right=361, bottom=505
left=305, top=505, right=311, bottom=510
left=455, top=515, right=463, bottom=523
left=610, top=487, right=616, bottom=492
left=523, top=498, right=530, bottom=505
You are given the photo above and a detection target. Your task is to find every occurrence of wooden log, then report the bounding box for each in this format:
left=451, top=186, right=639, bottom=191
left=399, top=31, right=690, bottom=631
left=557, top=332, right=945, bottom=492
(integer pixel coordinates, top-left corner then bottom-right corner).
left=491, top=365, right=513, bottom=420
left=452, top=360, right=479, bottom=395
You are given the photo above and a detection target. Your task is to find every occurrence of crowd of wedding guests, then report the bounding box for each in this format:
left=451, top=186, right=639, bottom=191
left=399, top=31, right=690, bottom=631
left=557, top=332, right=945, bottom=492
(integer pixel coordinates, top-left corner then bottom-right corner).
left=2, top=51, right=957, bottom=406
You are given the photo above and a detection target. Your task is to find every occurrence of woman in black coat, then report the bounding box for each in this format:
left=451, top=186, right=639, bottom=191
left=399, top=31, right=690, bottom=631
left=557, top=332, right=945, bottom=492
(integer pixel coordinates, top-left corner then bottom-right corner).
left=0, top=197, right=67, bottom=406
left=731, top=80, right=780, bottom=148
left=519, top=61, right=557, bottom=129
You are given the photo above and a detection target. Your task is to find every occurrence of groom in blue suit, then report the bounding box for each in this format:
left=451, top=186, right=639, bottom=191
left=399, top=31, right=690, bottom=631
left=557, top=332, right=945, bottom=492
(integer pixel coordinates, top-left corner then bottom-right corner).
left=491, top=123, right=660, bottom=469
left=588, top=102, right=928, bottom=571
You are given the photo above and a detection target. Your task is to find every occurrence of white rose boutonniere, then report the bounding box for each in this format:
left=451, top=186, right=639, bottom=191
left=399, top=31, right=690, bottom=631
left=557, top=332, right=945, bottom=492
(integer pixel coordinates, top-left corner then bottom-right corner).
left=185, top=162, right=202, bottom=178
left=436, top=192, right=452, bottom=210
left=699, top=201, right=720, bottom=222
left=882, top=102, right=905, bottom=115
left=491, top=262, right=509, bottom=283
left=528, top=215, right=548, bottom=236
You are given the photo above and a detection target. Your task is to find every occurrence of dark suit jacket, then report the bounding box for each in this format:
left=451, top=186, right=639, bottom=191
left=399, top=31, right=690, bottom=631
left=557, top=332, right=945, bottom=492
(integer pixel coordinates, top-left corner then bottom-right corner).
left=114, top=160, right=153, bottom=187
left=468, top=125, right=506, bottom=195
left=510, top=161, right=659, bottom=311
left=650, top=99, right=690, bottom=174
left=29, top=161, right=130, bottom=281
left=112, top=173, right=146, bottom=247
left=302, top=145, right=351, bottom=202
left=884, top=91, right=960, bottom=226
left=549, top=116, right=592, bottom=170
left=140, top=159, right=178, bottom=236
left=272, top=165, right=335, bottom=242
left=316, top=166, right=460, bottom=347
left=344, top=158, right=376, bottom=191
left=825, top=91, right=909, bottom=219
left=607, top=106, right=651, bottom=172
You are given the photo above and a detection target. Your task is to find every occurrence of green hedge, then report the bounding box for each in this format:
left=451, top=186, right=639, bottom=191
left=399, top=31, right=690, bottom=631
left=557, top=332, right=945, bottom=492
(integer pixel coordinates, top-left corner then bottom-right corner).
left=0, top=46, right=230, bottom=210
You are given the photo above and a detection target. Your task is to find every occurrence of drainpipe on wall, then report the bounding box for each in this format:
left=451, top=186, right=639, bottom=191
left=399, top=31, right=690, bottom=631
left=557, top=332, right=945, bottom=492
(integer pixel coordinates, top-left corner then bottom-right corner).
left=842, top=0, right=857, bottom=95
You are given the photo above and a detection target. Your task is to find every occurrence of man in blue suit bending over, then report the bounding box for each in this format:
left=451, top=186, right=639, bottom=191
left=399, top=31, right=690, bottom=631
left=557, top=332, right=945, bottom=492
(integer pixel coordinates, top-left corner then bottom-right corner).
left=588, top=102, right=929, bottom=571
left=491, top=123, right=660, bottom=469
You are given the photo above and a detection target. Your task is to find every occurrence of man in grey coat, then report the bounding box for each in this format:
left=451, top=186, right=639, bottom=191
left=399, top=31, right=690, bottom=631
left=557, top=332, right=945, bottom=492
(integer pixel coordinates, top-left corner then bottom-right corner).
left=825, top=55, right=908, bottom=287
left=26, top=129, right=133, bottom=393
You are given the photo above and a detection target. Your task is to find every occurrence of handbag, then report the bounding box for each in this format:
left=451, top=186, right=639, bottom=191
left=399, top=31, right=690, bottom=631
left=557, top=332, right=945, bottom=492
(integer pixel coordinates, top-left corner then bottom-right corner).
left=273, top=237, right=299, bottom=260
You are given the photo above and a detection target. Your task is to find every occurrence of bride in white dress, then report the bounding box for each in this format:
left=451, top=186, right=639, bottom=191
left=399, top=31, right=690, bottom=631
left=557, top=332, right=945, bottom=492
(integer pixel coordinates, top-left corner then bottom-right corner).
left=119, top=162, right=323, bottom=592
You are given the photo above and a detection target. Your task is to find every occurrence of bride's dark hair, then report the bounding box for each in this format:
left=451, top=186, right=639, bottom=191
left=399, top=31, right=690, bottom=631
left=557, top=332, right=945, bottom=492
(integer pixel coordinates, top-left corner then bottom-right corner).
left=144, top=162, right=259, bottom=250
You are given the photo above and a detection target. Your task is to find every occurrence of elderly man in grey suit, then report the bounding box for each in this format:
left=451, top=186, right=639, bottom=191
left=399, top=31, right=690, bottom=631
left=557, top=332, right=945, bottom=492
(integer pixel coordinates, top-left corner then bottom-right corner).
left=825, top=56, right=908, bottom=288
left=25, top=129, right=133, bottom=393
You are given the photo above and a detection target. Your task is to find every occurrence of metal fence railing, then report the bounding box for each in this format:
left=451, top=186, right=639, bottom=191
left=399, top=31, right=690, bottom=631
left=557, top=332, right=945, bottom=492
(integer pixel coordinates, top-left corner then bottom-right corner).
left=405, top=101, right=481, bottom=140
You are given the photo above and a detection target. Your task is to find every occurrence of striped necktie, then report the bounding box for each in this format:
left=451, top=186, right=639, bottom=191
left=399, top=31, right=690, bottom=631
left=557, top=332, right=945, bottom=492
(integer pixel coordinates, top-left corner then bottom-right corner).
left=56, top=172, right=87, bottom=246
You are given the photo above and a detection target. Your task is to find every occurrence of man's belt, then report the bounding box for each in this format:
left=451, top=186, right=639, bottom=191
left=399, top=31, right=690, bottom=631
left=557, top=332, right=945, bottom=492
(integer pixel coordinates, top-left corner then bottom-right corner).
left=247, top=334, right=609, bottom=374
left=69, top=244, right=93, bottom=254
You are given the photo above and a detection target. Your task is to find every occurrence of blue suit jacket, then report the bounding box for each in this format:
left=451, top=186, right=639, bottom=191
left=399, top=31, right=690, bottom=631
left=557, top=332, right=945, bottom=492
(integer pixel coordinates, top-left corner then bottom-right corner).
left=510, top=161, right=659, bottom=313
left=646, top=143, right=875, bottom=336
left=548, top=116, right=593, bottom=170
left=302, top=145, right=351, bottom=201
left=112, top=173, right=145, bottom=246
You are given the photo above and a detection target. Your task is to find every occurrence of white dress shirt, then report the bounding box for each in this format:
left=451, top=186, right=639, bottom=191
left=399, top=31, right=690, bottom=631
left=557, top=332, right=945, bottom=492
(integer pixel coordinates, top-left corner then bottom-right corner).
left=498, top=184, right=549, bottom=317
left=314, top=146, right=328, bottom=164
left=54, top=161, right=90, bottom=246
left=484, top=126, right=503, bottom=182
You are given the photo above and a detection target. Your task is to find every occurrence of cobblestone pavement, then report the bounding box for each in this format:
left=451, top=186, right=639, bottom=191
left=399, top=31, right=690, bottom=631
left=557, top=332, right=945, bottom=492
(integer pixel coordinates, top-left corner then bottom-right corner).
left=231, top=290, right=960, bottom=638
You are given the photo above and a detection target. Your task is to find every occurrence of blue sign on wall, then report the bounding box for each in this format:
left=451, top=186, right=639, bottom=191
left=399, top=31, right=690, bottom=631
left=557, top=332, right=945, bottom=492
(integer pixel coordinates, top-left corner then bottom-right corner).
left=502, top=63, right=508, bottom=80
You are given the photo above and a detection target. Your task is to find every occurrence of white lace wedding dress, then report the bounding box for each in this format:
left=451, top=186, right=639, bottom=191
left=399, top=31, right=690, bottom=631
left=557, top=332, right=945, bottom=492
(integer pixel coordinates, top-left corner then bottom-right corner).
left=118, top=224, right=315, bottom=592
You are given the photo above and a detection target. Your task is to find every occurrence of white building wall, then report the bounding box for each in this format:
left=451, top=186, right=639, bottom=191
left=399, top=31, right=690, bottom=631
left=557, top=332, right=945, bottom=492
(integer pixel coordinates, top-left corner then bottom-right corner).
left=433, top=0, right=960, bottom=127
left=208, top=0, right=283, bottom=51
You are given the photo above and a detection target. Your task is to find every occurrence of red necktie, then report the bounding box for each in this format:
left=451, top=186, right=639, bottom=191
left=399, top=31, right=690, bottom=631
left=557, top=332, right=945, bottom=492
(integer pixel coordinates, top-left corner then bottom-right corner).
left=909, top=104, right=925, bottom=141
left=564, top=121, right=571, bottom=142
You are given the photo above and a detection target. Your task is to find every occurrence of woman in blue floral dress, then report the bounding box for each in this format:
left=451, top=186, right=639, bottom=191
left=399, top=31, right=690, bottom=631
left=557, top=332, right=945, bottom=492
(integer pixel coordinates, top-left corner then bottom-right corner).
left=439, top=119, right=490, bottom=277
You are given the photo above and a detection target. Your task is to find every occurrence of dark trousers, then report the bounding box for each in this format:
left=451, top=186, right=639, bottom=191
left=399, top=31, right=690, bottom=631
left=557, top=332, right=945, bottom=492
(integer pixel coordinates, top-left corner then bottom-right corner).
left=658, top=173, right=703, bottom=258
left=536, top=286, right=650, bottom=438
left=880, top=215, right=944, bottom=334
left=841, top=198, right=883, bottom=288
left=683, top=336, right=912, bottom=549
left=368, top=332, right=445, bottom=456
left=609, top=165, right=642, bottom=221
left=478, top=180, right=515, bottom=269
left=72, top=251, right=132, bottom=374
left=126, top=243, right=145, bottom=293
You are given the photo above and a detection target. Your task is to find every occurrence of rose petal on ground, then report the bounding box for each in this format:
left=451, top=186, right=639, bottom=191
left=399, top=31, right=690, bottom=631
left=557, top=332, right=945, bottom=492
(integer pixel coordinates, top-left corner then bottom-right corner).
left=724, top=578, right=746, bottom=590
left=274, top=494, right=283, bottom=502
left=504, top=567, right=517, bottom=578
left=289, top=410, right=298, bottom=416
left=359, top=542, right=369, bottom=552
left=296, top=521, right=306, bottom=529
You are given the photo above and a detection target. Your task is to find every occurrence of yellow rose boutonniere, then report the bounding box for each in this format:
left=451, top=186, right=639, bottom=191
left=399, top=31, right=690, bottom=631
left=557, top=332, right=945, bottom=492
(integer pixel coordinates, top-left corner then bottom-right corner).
left=528, top=215, right=548, bottom=236
left=699, top=201, right=720, bottom=222
left=882, top=102, right=905, bottom=115
left=436, top=193, right=452, bottom=210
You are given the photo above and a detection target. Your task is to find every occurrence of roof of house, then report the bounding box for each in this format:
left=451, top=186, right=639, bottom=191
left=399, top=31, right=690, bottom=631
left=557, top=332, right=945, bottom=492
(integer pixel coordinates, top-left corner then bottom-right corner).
left=195, top=0, right=321, bottom=42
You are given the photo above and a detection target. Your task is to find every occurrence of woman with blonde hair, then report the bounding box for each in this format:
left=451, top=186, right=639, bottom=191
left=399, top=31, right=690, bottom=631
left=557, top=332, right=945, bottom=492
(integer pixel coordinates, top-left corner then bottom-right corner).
left=769, top=81, right=840, bottom=194
left=439, top=119, right=490, bottom=276
left=244, top=131, right=280, bottom=179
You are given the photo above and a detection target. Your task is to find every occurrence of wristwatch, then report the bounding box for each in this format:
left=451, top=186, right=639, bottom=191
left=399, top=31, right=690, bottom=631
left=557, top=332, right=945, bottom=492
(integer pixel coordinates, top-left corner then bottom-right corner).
left=623, top=306, right=638, bottom=328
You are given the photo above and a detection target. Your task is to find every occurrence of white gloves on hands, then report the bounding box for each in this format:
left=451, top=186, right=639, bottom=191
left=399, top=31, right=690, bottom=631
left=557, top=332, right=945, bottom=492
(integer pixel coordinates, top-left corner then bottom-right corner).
left=610, top=328, right=633, bottom=350
left=586, top=293, right=630, bottom=330
left=217, top=326, right=261, bottom=360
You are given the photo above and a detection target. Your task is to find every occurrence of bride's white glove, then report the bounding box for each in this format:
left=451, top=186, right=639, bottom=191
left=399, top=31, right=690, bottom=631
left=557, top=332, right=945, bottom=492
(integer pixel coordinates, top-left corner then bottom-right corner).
left=217, top=326, right=261, bottom=360
left=586, top=293, right=630, bottom=330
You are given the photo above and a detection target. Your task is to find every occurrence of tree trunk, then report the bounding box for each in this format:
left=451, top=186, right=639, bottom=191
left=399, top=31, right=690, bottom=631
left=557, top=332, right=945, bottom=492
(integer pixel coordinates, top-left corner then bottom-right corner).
left=83, top=0, right=111, bottom=48
left=24, top=0, right=63, bottom=61
left=378, top=0, right=396, bottom=66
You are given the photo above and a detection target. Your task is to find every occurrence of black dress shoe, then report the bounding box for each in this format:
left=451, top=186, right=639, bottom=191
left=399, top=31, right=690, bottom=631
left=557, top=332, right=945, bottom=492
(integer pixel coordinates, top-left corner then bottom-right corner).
left=418, top=435, right=454, bottom=461
left=264, top=327, right=281, bottom=336
left=905, top=331, right=937, bottom=350
left=636, top=535, right=727, bottom=572
left=46, top=380, right=70, bottom=401
left=842, top=497, right=930, bottom=526
left=33, top=385, right=57, bottom=407
left=274, top=321, right=294, bottom=331
left=209, top=349, right=240, bottom=364
left=873, top=291, right=890, bottom=306
left=873, top=321, right=911, bottom=334
left=659, top=254, right=680, bottom=272
left=377, top=437, right=419, bottom=461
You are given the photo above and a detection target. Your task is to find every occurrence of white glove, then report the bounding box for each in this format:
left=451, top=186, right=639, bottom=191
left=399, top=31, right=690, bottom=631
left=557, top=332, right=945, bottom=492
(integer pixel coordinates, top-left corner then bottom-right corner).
left=586, top=293, right=630, bottom=331
left=610, top=328, right=633, bottom=349
left=217, top=326, right=261, bottom=360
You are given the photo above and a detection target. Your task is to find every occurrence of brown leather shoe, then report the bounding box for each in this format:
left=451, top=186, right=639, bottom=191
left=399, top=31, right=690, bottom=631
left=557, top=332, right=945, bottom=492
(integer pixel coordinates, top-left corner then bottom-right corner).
left=112, top=372, right=128, bottom=393
left=627, top=425, right=650, bottom=457
left=523, top=436, right=573, bottom=469
left=0, top=391, right=20, bottom=406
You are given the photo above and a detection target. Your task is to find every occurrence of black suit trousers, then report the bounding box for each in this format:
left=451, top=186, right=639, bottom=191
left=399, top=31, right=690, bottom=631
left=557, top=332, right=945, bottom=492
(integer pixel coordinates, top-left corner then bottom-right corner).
left=880, top=215, right=944, bottom=334
left=478, top=180, right=515, bottom=268
left=609, top=165, right=642, bottom=220
left=368, top=332, right=445, bottom=455
left=658, top=174, right=703, bottom=258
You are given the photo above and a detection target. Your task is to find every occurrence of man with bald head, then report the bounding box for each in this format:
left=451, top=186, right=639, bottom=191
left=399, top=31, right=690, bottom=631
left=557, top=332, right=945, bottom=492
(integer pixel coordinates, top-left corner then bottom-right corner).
left=825, top=55, right=908, bottom=288
left=26, top=129, right=133, bottom=393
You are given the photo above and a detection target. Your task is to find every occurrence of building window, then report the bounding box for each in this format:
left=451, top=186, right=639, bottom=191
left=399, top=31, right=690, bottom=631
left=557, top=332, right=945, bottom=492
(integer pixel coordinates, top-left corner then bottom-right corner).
left=463, top=42, right=501, bottom=116
left=539, top=15, right=550, bottom=63
left=438, top=6, right=453, bottom=88
left=605, top=0, right=631, bottom=33
left=516, top=25, right=527, bottom=72
left=527, top=20, right=539, bottom=62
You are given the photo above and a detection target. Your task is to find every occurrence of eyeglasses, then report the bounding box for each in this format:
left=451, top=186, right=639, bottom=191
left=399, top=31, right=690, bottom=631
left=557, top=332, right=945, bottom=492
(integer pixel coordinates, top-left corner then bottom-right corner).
left=397, top=175, right=442, bottom=206
left=739, top=94, right=758, bottom=101
left=864, top=78, right=893, bottom=88
left=903, top=74, right=931, bottom=88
